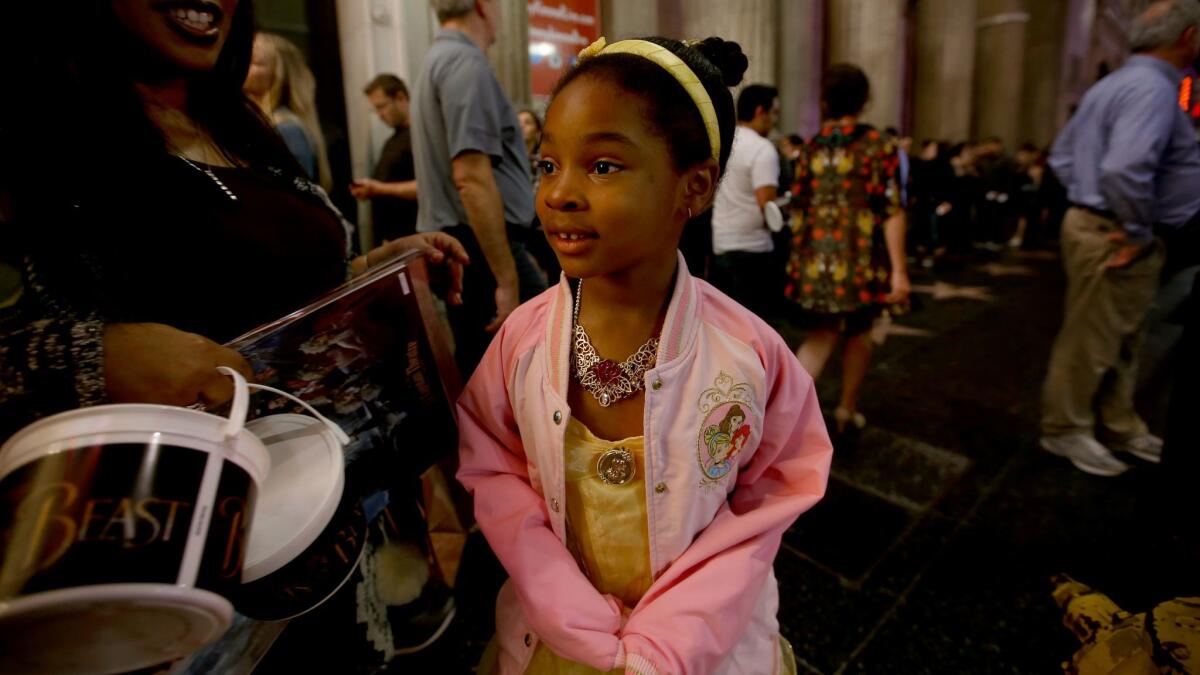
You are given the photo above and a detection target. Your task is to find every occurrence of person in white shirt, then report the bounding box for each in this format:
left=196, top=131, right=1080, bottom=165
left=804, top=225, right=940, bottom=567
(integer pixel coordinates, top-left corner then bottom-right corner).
left=710, top=84, right=781, bottom=317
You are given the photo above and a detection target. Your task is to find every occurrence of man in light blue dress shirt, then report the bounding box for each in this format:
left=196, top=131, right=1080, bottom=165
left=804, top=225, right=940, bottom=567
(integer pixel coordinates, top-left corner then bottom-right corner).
left=1041, top=0, right=1200, bottom=477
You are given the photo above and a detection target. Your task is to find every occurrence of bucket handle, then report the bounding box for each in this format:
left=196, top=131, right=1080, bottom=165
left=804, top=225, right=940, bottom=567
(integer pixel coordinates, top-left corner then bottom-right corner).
left=217, top=366, right=251, bottom=440
left=216, top=367, right=351, bottom=446
left=245, top=383, right=352, bottom=446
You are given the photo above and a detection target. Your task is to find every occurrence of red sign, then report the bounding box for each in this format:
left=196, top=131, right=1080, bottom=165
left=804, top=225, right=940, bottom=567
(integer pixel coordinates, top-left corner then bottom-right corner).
left=528, top=0, right=600, bottom=99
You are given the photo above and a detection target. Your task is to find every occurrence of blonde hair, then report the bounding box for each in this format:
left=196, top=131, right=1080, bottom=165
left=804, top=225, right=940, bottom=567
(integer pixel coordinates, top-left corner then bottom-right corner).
left=256, top=33, right=332, bottom=190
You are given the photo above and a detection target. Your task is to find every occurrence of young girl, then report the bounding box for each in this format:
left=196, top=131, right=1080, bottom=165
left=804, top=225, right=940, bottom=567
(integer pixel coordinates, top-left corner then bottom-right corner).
left=457, top=35, right=833, bottom=675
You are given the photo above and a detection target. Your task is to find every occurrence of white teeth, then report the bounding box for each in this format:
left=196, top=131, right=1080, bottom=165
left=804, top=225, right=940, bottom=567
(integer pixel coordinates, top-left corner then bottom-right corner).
left=171, top=7, right=214, bottom=29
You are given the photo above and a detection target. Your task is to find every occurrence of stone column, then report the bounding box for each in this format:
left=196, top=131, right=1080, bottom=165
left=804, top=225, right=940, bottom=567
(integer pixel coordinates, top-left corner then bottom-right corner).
left=778, top=0, right=824, bottom=138
left=488, top=0, right=532, bottom=107
left=911, top=0, right=978, bottom=143
left=400, top=0, right=435, bottom=85
left=825, top=0, right=908, bottom=130
left=678, top=0, right=779, bottom=89
left=337, top=0, right=433, bottom=250
left=1058, top=0, right=1097, bottom=128
left=1020, top=0, right=1069, bottom=147
left=972, top=0, right=1028, bottom=146
left=658, top=0, right=684, bottom=40
left=601, top=0, right=658, bottom=39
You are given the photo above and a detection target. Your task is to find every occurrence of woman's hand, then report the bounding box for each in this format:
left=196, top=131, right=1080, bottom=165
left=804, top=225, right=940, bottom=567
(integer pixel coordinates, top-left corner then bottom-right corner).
left=351, top=232, right=470, bottom=305
left=104, top=323, right=254, bottom=407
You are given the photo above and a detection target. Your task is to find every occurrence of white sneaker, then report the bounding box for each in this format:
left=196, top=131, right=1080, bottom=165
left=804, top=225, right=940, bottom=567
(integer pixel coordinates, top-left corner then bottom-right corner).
left=1107, top=434, right=1163, bottom=463
left=1039, top=434, right=1131, bottom=477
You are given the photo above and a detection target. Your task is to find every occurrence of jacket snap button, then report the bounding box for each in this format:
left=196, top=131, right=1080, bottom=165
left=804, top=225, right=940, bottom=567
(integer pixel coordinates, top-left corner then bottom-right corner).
left=553, top=411, right=562, bottom=424
left=524, top=633, right=533, bottom=647
left=655, top=482, right=667, bottom=494
left=551, top=498, right=560, bottom=512
left=652, top=379, right=663, bottom=391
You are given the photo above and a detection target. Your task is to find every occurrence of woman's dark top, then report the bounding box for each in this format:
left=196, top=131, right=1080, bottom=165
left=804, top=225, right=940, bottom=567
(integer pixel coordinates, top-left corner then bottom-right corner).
left=0, top=154, right=351, bottom=438
left=102, top=160, right=346, bottom=343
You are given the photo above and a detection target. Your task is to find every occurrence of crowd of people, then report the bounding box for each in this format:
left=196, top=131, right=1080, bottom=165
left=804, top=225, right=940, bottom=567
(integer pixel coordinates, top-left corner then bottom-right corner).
left=905, top=136, right=1068, bottom=260
left=1, top=0, right=1198, bottom=673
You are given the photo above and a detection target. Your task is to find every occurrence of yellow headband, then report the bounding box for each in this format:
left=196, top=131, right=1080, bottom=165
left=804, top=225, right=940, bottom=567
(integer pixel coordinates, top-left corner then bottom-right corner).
left=577, top=37, right=721, bottom=163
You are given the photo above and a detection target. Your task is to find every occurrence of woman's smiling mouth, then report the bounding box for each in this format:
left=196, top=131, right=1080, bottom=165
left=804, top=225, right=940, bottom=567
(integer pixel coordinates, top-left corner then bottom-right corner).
left=156, top=1, right=224, bottom=43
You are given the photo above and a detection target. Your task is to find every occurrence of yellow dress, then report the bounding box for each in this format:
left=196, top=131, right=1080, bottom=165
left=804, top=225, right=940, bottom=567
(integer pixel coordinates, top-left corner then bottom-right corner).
left=525, top=419, right=650, bottom=674
left=521, top=419, right=797, bottom=675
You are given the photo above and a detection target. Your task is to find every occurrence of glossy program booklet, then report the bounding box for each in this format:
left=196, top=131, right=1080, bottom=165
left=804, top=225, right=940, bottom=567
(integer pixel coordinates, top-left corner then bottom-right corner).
left=175, top=252, right=462, bottom=675
left=227, top=250, right=461, bottom=483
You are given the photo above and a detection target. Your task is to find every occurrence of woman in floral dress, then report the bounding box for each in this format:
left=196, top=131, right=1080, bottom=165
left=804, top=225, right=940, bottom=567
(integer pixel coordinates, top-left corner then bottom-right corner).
left=785, top=64, right=910, bottom=434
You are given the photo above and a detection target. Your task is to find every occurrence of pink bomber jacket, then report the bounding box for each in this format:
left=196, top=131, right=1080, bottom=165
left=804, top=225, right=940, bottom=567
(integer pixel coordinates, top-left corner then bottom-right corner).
left=457, top=253, right=833, bottom=674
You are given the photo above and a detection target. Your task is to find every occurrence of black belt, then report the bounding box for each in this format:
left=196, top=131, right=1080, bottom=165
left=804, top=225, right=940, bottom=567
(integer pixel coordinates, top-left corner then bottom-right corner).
left=1070, top=202, right=1118, bottom=221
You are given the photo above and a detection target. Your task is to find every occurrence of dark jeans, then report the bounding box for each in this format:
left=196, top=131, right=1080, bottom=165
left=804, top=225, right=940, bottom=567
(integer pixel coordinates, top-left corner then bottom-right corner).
left=910, top=207, right=941, bottom=251
left=976, top=198, right=1014, bottom=244
left=442, top=223, right=546, bottom=379
left=711, top=250, right=778, bottom=319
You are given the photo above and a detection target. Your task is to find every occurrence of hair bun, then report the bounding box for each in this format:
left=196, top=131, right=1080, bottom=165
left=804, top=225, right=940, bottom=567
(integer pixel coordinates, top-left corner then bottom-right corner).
left=693, top=37, right=747, bottom=88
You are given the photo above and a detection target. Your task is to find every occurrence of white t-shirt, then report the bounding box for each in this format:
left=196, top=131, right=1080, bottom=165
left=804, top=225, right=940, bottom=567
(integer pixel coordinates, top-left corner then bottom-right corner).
left=712, top=126, right=780, bottom=255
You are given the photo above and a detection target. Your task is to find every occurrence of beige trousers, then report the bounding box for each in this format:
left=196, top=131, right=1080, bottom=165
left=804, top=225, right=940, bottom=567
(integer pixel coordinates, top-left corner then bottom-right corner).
left=1041, top=208, right=1164, bottom=439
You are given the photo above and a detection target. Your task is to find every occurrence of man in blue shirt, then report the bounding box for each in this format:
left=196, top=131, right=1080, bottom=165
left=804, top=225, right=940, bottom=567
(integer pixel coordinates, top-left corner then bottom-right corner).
left=1041, top=0, right=1200, bottom=476
left=412, top=0, right=545, bottom=378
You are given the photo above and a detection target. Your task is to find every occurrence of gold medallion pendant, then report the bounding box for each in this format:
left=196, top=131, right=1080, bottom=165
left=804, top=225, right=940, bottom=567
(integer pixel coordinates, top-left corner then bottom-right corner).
left=596, top=447, right=635, bottom=485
